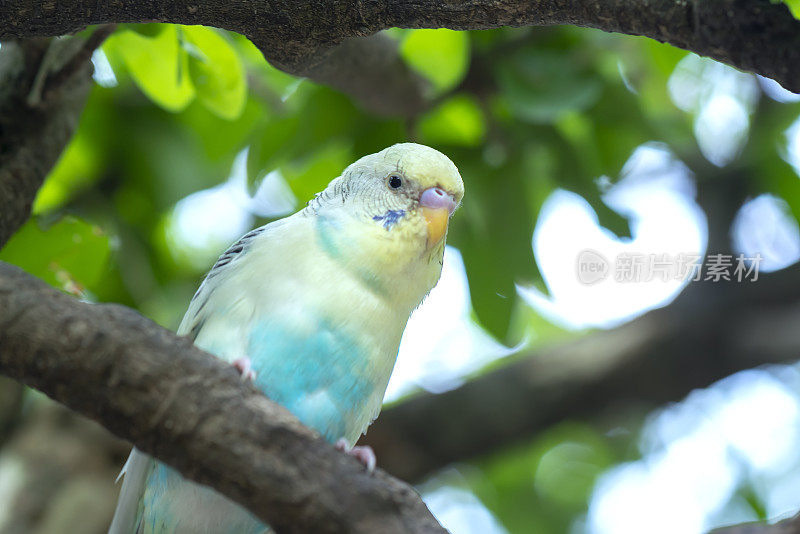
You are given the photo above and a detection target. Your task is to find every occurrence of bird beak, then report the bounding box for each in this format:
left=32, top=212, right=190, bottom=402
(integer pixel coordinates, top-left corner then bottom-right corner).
left=419, top=187, right=457, bottom=248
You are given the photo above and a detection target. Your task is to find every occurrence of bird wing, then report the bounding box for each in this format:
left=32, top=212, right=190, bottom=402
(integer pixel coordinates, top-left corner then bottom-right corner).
left=177, top=225, right=270, bottom=340
left=108, top=221, right=285, bottom=533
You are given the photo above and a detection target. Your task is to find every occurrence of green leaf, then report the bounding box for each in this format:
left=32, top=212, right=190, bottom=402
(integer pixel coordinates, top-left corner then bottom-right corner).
left=230, top=33, right=301, bottom=100
left=33, top=122, right=102, bottom=214
left=417, top=94, right=485, bottom=146
left=246, top=115, right=300, bottom=191
left=181, top=26, right=247, bottom=120
left=400, top=29, right=471, bottom=94
left=280, top=142, right=352, bottom=204
left=789, top=0, right=800, bottom=18
left=496, top=49, right=602, bottom=124
left=0, top=217, right=110, bottom=294
left=772, top=0, right=800, bottom=18
left=178, top=96, right=264, bottom=163
left=105, top=25, right=195, bottom=112
left=449, top=153, right=537, bottom=341
left=246, top=88, right=357, bottom=190
left=125, top=23, right=163, bottom=38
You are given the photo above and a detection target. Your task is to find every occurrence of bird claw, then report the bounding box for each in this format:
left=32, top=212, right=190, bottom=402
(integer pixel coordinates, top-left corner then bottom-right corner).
left=232, top=357, right=256, bottom=382
left=335, top=438, right=376, bottom=473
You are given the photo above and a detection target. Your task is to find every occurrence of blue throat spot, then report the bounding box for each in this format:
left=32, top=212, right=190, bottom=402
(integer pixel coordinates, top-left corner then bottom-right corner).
left=373, top=209, right=405, bottom=230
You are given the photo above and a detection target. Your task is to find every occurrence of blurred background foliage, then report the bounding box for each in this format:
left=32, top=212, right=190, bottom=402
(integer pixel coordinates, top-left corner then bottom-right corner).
left=4, top=24, right=701, bottom=335
left=2, top=18, right=800, bottom=534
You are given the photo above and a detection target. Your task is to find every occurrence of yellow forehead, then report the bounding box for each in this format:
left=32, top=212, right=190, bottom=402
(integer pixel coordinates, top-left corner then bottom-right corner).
left=381, top=143, right=464, bottom=202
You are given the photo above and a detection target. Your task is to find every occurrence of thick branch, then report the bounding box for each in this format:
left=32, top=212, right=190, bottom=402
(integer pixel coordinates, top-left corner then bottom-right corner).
left=0, top=261, right=444, bottom=534
left=1, top=0, right=798, bottom=113
left=382, top=0, right=800, bottom=92
left=365, top=265, right=800, bottom=482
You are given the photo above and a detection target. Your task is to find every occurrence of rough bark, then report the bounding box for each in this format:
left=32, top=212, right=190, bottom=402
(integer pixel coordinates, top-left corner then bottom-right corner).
left=0, top=261, right=445, bottom=534
left=0, top=39, right=93, bottom=247
left=0, top=0, right=798, bottom=112
left=365, top=264, right=800, bottom=482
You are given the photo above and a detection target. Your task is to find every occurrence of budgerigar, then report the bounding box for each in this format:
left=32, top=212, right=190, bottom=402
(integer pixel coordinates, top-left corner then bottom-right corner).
left=108, top=143, right=464, bottom=534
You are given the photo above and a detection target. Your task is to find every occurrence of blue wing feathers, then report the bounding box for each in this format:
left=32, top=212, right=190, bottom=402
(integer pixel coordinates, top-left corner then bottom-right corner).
left=248, top=319, right=374, bottom=443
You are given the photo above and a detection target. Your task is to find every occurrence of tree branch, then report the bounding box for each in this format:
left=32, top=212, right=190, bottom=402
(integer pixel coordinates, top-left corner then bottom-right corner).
left=1, top=0, right=798, bottom=116
left=0, top=39, right=93, bottom=247
left=365, top=265, right=800, bottom=482
left=712, top=513, right=800, bottom=534
left=0, top=261, right=445, bottom=534
left=297, top=34, right=427, bottom=117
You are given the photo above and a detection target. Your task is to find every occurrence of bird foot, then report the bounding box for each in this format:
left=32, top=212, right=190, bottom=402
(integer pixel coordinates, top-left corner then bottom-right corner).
left=335, top=438, right=376, bottom=473
left=232, top=357, right=256, bottom=382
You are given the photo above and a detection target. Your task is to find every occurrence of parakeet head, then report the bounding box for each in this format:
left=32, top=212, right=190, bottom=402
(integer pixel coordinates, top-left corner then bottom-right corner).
left=306, top=143, right=463, bottom=307
left=309, top=143, right=463, bottom=249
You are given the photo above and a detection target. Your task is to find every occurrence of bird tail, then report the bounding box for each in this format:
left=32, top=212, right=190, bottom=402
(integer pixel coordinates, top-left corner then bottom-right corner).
left=108, top=447, right=152, bottom=534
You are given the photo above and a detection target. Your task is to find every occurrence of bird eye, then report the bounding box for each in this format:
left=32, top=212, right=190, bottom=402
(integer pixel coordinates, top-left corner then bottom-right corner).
left=387, top=175, right=403, bottom=189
